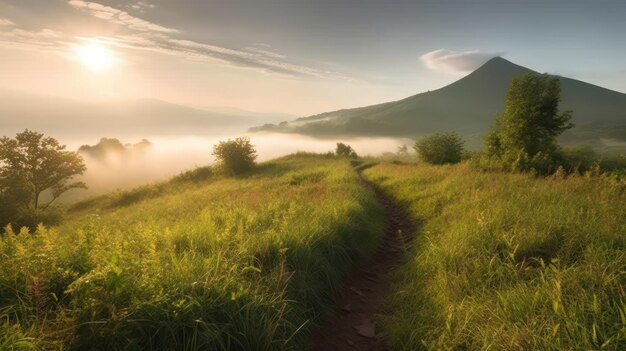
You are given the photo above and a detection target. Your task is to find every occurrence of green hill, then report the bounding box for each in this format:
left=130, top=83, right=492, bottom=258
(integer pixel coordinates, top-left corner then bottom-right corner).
left=252, top=57, right=626, bottom=149
left=2, top=152, right=624, bottom=350
left=363, top=161, right=626, bottom=350
left=0, top=154, right=384, bottom=350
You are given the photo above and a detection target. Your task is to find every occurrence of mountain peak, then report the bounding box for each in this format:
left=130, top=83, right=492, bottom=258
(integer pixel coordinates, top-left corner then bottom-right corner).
left=252, top=55, right=626, bottom=145
left=472, top=56, right=533, bottom=75
left=484, top=56, right=507, bottom=64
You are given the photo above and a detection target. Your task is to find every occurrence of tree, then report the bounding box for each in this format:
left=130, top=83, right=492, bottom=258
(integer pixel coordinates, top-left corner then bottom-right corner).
left=0, top=172, right=32, bottom=227
left=484, top=73, right=574, bottom=171
left=335, top=143, right=358, bottom=158
left=414, top=132, right=464, bottom=165
left=0, top=130, right=87, bottom=211
left=212, top=137, right=257, bottom=174
left=396, top=144, right=409, bottom=157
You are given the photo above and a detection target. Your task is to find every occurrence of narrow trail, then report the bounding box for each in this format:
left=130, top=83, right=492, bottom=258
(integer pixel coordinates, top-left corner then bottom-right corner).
left=311, top=170, right=414, bottom=351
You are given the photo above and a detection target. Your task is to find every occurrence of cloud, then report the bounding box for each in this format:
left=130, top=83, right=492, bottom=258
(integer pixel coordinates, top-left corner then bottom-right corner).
left=420, top=49, right=504, bottom=73
left=0, top=27, right=66, bottom=53
left=0, top=18, right=15, bottom=26
left=65, top=1, right=355, bottom=80
left=68, top=1, right=176, bottom=33
left=0, top=1, right=355, bottom=81
left=245, top=44, right=287, bottom=59
left=127, top=1, right=156, bottom=12
left=105, top=34, right=355, bottom=80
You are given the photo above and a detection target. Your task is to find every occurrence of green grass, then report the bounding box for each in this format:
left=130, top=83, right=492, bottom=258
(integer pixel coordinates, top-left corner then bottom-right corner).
left=363, top=162, right=626, bottom=350
left=3, top=152, right=625, bottom=350
left=0, top=154, right=384, bottom=350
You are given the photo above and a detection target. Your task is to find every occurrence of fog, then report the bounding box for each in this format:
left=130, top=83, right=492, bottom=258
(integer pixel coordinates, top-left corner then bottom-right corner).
left=60, top=133, right=412, bottom=202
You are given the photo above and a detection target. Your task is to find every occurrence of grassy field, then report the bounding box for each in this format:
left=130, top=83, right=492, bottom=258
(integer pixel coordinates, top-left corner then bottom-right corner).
left=3, top=152, right=625, bottom=350
left=0, top=154, right=384, bottom=350
left=363, top=162, right=626, bottom=350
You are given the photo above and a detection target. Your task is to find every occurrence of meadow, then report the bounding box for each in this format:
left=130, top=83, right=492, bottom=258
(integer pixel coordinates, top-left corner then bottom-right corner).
left=363, top=161, right=626, bottom=350
left=2, top=150, right=625, bottom=351
left=0, top=154, right=384, bottom=350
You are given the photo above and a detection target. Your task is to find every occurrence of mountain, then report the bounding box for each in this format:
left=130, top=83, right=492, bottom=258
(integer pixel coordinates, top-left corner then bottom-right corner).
left=0, top=90, right=291, bottom=140
left=252, top=57, right=626, bottom=148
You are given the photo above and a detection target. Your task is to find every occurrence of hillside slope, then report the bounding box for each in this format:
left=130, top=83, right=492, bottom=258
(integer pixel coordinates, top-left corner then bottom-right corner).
left=363, top=162, right=626, bottom=350
left=0, top=154, right=384, bottom=350
left=253, top=58, right=626, bottom=147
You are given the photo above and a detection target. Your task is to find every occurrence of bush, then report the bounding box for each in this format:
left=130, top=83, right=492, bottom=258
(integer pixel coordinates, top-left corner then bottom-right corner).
left=212, top=137, right=257, bottom=174
left=414, top=132, right=464, bottom=164
left=170, top=166, right=213, bottom=184
left=335, top=143, right=358, bottom=158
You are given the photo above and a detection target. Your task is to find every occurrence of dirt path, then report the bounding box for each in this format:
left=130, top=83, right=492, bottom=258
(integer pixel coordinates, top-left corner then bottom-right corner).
left=311, top=171, right=414, bottom=351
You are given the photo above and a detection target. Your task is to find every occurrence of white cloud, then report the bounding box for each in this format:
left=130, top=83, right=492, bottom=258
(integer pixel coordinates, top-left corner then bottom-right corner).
left=128, top=1, right=156, bottom=12
left=0, top=28, right=65, bottom=52
left=65, top=1, right=355, bottom=80
left=0, top=18, right=16, bottom=26
left=68, top=1, right=176, bottom=33
left=0, top=1, right=355, bottom=81
left=420, top=49, right=504, bottom=73
left=106, top=34, right=355, bottom=81
left=245, top=43, right=287, bottom=59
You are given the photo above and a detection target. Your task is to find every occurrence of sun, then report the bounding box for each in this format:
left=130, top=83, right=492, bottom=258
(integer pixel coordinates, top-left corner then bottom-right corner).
left=73, top=41, right=118, bottom=72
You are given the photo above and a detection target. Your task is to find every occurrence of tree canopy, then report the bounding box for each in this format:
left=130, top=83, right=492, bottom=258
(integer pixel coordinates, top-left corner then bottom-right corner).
left=0, top=130, right=87, bottom=212
left=335, top=143, right=358, bottom=158
left=484, top=73, right=573, bottom=171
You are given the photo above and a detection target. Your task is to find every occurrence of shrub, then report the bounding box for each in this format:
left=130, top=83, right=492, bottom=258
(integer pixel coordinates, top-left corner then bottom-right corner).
left=170, top=166, right=213, bottom=183
left=212, top=137, right=257, bottom=174
left=414, top=132, right=464, bottom=164
left=335, top=143, right=358, bottom=158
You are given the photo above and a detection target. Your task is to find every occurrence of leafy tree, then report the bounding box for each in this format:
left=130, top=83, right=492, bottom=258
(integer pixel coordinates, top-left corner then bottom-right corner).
left=414, top=132, right=464, bottom=165
left=335, top=143, right=358, bottom=158
left=0, top=130, right=87, bottom=212
left=78, top=138, right=153, bottom=161
left=484, top=73, right=574, bottom=172
left=396, top=144, right=409, bottom=157
left=78, top=137, right=126, bottom=159
left=0, top=173, right=31, bottom=227
left=212, top=137, right=257, bottom=174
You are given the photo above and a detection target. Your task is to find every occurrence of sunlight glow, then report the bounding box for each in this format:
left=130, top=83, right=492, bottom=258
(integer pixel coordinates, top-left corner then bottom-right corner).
left=73, top=41, right=118, bottom=72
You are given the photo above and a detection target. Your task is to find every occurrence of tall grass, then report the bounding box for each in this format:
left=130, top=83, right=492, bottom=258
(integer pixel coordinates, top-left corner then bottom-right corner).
left=363, top=162, right=626, bottom=350
left=0, top=154, right=384, bottom=350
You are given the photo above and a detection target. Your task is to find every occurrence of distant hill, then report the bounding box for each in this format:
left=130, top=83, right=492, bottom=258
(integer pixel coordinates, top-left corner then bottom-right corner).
left=252, top=57, right=626, bottom=149
left=0, top=90, right=292, bottom=140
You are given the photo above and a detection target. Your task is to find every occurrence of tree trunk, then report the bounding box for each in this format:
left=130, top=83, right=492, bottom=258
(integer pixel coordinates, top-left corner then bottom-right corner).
left=33, top=189, right=39, bottom=210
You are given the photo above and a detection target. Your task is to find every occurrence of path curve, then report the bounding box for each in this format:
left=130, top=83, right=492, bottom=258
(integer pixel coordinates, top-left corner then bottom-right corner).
left=311, top=169, right=414, bottom=351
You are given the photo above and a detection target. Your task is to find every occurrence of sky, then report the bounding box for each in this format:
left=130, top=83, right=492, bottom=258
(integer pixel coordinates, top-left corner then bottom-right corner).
left=1, top=0, right=625, bottom=116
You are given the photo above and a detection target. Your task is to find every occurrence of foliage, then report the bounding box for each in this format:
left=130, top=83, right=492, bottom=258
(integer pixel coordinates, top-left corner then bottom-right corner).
left=78, top=137, right=126, bottom=158
left=396, top=144, right=409, bottom=157
left=171, top=166, right=213, bottom=184
left=0, top=130, right=86, bottom=227
left=364, top=162, right=626, bottom=350
left=414, top=132, right=464, bottom=164
left=212, top=137, right=257, bottom=174
left=335, top=143, right=358, bottom=158
left=560, top=147, right=626, bottom=176
left=484, top=74, right=574, bottom=173
left=473, top=146, right=626, bottom=178
left=78, top=138, right=152, bottom=160
left=0, top=155, right=384, bottom=350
